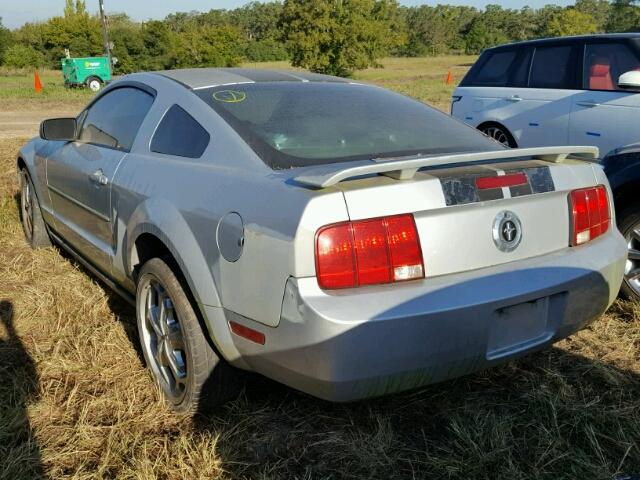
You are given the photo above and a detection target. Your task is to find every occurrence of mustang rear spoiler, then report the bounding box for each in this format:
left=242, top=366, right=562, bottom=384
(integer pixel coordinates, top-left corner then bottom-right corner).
left=293, top=146, right=599, bottom=188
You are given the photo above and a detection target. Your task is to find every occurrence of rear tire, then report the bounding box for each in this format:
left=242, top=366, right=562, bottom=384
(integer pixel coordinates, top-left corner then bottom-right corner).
left=479, top=123, right=517, bottom=148
left=618, top=204, right=640, bottom=301
left=19, top=169, right=51, bottom=249
left=86, top=76, right=102, bottom=92
left=136, top=257, right=241, bottom=414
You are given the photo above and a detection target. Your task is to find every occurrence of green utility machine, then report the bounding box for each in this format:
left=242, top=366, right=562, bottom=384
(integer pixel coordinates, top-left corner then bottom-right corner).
left=62, top=56, right=112, bottom=92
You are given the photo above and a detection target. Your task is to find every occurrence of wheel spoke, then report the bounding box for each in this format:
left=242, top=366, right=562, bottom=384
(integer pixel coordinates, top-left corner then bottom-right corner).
left=166, top=320, right=184, bottom=350
left=166, top=347, right=187, bottom=381
left=146, top=288, right=164, bottom=338
left=632, top=227, right=640, bottom=243
left=629, top=248, right=640, bottom=261
left=155, top=338, right=171, bottom=367
left=626, top=267, right=640, bottom=281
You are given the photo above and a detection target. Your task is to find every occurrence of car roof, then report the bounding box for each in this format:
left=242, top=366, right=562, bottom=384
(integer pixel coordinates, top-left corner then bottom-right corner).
left=153, top=68, right=350, bottom=90
left=487, top=33, right=640, bottom=51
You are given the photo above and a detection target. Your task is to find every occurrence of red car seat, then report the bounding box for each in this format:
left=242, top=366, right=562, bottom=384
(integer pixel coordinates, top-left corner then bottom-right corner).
left=589, top=57, right=614, bottom=90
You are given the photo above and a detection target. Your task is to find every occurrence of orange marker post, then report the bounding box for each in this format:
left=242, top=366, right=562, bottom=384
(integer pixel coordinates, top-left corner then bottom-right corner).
left=445, top=71, right=453, bottom=85
left=34, top=70, right=43, bottom=93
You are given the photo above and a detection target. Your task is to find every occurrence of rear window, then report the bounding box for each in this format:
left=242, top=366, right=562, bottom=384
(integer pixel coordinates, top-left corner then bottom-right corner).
left=529, top=45, right=578, bottom=89
left=195, top=82, right=502, bottom=169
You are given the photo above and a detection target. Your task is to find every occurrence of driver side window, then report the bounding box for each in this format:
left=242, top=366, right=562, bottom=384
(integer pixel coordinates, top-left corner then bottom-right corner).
left=78, top=87, right=154, bottom=151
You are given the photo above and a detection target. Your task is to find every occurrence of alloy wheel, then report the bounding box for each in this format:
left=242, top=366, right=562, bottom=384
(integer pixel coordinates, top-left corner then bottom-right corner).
left=482, top=126, right=511, bottom=147
left=624, top=223, right=640, bottom=297
left=21, top=173, right=34, bottom=239
left=139, top=277, right=188, bottom=402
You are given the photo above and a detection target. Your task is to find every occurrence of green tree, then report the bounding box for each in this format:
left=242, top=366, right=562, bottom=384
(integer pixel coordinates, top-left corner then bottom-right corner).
left=0, top=17, right=12, bottom=64
left=3, top=44, right=45, bottom=68
left=282, top=0, right=404, bottom=76
left=606, top=0, right=640, bottom=32
left=174, top=25, right=242, bottom=68
left=404, top=5, right=478, bottom=56
left=546, top=8, right=598, bottom=37
left=464, top=16, right=509, bottom=54
left=141, top=20, right=177, bottom=70
left=575, top=0, right=611, bottom=31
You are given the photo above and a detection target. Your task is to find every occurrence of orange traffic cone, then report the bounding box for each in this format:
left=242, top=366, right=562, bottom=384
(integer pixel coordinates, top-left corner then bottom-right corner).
left=34, top=70, right=43, bottom=93
left=445, top=70, right=453, bottom=85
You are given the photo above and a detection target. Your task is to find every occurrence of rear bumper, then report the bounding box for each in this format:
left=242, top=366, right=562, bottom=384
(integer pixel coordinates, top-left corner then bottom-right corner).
left=228, top=230, right=626, bottom=401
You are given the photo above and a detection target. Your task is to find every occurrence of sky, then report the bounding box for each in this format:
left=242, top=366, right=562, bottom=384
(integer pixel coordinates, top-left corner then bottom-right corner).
left=0, top=0, right=576, bottom=29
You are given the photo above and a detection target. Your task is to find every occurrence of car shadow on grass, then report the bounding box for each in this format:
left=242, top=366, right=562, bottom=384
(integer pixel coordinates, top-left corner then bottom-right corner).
left=191, top=343, right=640, bottom=480
left=0, top=300, right=44, bottom=480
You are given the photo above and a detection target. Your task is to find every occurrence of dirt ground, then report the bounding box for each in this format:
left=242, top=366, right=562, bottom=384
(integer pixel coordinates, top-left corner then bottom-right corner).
left=0, top=101, right=84, bottom=139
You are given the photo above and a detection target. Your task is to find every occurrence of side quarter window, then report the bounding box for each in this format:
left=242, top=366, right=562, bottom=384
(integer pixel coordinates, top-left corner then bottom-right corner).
left=78, top=87, right=154, bottom=151
left=150, top=105, right=210, bottom=158
left=583, top=43, right=640, bottom=91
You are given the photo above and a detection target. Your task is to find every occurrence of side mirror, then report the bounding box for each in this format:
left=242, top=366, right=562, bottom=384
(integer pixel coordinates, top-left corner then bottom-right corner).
left=618, top=71, right=640, bottom=90
left=40, top=117, right=77, bottom=141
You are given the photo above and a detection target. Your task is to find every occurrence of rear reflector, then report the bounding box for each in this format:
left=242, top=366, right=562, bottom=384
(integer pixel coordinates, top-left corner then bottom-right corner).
left=229, top=321, right=265, bottom=345
left=315, top=214, right=424, bottom=289
left=476, top=172, right=528, bottom=190
left=569, top=185, right=610, bottom=246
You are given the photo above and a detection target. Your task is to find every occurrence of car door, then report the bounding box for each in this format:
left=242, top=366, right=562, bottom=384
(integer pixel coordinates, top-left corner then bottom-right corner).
left=505, top=43, right=580, bottom=148
left=452, top=47, right=529, bottom=138
left=569, top=41, right=640, bottom=158
left=46, top=86, right=154, bottom=273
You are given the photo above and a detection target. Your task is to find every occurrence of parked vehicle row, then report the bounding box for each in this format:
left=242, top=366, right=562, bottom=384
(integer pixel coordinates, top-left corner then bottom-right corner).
left=17, top=65, right=627, bottom=413
left=452, top=33, right=640, bottom=301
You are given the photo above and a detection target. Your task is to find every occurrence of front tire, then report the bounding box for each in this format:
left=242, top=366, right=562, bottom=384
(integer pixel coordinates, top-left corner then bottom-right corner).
left=136, top=257, right=240, bottom=414
left=618, top=205, right=640, bottom=301
left=19, top=169, right=51, bottom=249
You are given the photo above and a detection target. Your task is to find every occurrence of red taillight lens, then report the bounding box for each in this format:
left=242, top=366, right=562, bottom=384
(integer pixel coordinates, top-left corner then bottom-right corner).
left=315, top=214, right=424, bottom=289
left=569, top=185, right=610, bottom=246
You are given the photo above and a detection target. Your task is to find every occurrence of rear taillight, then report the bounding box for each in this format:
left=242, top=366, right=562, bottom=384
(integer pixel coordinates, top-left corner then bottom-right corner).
left=315, top=214, right=424, bottom=289
left=569, top=185, right=610, bottom=246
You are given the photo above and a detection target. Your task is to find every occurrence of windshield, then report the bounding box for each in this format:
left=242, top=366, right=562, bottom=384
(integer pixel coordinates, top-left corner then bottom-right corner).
left=196, top=82, right=503, bottom=169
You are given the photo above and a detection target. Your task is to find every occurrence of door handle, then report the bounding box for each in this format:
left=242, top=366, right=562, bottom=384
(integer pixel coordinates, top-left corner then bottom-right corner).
left=577, top=101, right=600, bottom=107
left=505, top=95, right=522, bottom=102
left=89, top=169, right=109, bottom=186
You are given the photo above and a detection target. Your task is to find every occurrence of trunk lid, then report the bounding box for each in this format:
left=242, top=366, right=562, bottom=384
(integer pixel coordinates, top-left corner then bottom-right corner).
left=327, top=157, right=600, bottom=278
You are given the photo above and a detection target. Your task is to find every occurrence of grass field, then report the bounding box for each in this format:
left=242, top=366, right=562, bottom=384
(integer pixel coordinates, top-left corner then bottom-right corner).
left=1, top=57, right=639, bottom=479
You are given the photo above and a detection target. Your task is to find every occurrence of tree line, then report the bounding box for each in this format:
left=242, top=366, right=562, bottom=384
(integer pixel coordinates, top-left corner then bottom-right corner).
left=0, top=0, right=639, bottom=77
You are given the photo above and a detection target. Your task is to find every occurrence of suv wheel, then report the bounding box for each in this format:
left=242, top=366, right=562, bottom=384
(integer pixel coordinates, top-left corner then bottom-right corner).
left=19, top=169, right=51, bottom=248
left=136, top=257, right=241, bottom=413
left=479, top=124, right=517, bottom=148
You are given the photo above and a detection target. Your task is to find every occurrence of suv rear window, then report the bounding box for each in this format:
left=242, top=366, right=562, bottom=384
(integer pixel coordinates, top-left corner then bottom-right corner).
left=195, top=82, right=502, bottom=169
left=529, top=45, right=578, bottom=89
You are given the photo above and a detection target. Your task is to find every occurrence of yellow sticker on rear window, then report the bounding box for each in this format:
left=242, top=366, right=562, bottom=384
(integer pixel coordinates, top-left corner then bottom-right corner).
left=213, top=90, right=246, bottom=103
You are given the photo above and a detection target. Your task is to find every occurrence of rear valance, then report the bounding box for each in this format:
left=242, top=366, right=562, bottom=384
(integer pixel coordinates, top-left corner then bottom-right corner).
left=294, top=146, right=599, bottom=188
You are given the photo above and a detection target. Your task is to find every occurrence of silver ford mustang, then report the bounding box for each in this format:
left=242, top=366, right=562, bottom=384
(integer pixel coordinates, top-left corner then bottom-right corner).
left=17, top=68, right=627, bottom=413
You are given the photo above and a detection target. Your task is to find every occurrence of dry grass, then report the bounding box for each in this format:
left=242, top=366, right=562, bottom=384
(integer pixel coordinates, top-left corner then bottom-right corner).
left=1, top=57, right=640, bottom=479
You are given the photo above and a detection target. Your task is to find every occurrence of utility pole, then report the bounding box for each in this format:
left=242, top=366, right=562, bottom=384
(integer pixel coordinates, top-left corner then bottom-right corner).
left=98, top=0, right=112, bottom=74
